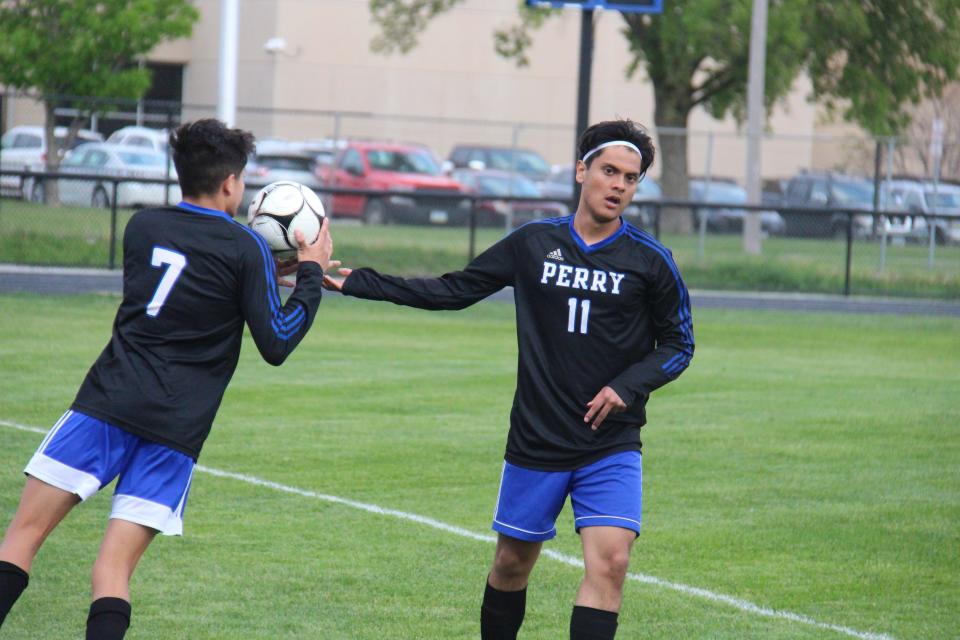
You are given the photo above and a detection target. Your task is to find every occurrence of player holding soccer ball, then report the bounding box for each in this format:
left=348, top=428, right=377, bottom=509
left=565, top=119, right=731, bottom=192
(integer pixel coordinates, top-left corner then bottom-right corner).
left=325, top=119, right=693, bottom=639
left=0, top=119, right=332, bottom=639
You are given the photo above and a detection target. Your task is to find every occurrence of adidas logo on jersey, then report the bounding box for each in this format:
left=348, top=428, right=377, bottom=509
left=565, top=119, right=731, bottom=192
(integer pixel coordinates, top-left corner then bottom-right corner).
left=546, top=248, right=564, bottom=261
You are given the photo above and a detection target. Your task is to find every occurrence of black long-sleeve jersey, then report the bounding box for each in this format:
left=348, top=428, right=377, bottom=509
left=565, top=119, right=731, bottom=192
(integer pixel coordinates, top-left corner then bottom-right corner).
left=71, top=202, right=324, bottom=460
left=342, top=215, right=694, bottom=470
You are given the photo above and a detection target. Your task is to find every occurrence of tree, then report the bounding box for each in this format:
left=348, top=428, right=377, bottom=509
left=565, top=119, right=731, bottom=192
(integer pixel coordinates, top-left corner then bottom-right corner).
left=0, top=0, right=198, bottom=204
left=369, top=0, right=960, bottom=232
left=893, top=83, right=960, bottom=181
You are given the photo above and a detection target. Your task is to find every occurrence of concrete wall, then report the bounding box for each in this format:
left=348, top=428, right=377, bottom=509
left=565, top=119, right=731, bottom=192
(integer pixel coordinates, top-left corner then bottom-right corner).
left=5, top=0, right=877, bottom=183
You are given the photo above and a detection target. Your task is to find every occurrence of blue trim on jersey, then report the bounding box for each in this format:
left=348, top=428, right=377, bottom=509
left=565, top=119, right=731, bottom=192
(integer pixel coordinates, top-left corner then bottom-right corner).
left=234, top=223, right=306, bottom=340
left=175, top=201, right=305, bottom=340
left=176, top=201, right=234, bottom=222
left=567, top=215, right=627, bottom=253
left=624, top=223, right=694, bottom=377
left=517, top=215, right=569, bottom=231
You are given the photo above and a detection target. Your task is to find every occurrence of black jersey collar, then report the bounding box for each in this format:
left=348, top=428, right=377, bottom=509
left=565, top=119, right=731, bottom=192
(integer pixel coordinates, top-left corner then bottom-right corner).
left=567, top=215, right=626, bottom=253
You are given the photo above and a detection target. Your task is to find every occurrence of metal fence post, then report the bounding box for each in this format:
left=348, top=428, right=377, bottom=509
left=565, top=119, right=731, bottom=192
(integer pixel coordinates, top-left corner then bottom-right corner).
left=164, top=108, right=175, bottom=206
left=468, top=196, right=477, bottom=262
left=843, top=211, right=853, bottom=296
left=108, top=180, right=119, bottom=270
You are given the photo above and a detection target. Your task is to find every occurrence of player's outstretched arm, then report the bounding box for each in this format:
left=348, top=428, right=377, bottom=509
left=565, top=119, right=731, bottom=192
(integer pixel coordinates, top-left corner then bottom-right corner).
left=323, top=268, right=352, bottom=292
left=327, top=232, right=519, bottom=310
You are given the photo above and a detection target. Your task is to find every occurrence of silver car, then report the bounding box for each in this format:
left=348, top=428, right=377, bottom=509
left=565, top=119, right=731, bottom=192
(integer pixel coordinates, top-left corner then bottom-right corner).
left=26, top=142, right=180, bottom=208
left=0, top=125, right=103, bottom=197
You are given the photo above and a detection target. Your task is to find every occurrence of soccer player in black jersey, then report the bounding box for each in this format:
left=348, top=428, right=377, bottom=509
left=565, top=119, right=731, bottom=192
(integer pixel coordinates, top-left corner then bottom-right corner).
left=325, top=119, right=693, bottom=639
left=0, top=119, right=332, bottom=639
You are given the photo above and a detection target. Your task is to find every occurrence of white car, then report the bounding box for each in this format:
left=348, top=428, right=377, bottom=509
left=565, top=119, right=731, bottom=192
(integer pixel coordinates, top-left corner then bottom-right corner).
left=0, top=125, right=103, bottom=195
left=106, top=126, right=170, bottom=154
left=26, top=142, right=180, bottom=209
left=881, top=179, right=960, bottom=244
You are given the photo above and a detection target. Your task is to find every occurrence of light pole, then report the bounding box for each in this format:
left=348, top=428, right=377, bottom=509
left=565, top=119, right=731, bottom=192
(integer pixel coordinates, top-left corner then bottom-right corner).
left=217, top=0, right=239, bottom=126
left=744, top=0, right=768, bottom=255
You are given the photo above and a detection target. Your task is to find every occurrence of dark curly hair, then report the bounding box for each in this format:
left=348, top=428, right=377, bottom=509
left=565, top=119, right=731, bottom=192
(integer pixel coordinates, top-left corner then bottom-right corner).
left=577, top=119, right=655, bottom=179
left=169, top=119, right=256, bottom=197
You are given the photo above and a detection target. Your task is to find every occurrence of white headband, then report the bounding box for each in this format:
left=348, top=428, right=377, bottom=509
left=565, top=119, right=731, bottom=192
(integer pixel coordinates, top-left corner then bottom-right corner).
left=582, top=140, right=643, bottom=164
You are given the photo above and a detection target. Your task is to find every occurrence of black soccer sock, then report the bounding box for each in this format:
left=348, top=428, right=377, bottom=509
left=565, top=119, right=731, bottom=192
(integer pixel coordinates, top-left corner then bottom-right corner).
left=480, top=580, right=527, bottom=640
left=569, top=605, right=619, bottom=640
left=86, top=597, right=131, bottom=640
left=0, top=560, right=29, bottom=627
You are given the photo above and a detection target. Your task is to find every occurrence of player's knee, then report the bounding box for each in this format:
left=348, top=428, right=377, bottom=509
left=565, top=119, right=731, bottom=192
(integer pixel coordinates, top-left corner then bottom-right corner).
left=588, top=548, right=630, bottom=585
left=492, top=546, right=535, bottom=580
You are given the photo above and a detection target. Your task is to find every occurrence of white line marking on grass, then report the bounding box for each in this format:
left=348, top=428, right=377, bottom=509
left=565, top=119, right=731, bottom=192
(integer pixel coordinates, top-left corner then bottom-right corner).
left=1, top=419, right=895, bottom=640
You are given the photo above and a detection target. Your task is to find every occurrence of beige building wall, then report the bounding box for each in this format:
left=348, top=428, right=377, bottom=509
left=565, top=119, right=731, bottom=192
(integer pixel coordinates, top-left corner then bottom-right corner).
left=5, top=0, right=870, bottom=183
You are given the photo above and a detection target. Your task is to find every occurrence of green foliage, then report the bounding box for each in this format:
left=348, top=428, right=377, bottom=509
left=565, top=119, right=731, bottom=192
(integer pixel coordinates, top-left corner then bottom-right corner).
left=369, top=0, right=466, bottom=55
left=369, top=0, right=960, bottom=137
left=807, top=0, right=960, bottom=135
left=0, top=0, right=199, bottom=102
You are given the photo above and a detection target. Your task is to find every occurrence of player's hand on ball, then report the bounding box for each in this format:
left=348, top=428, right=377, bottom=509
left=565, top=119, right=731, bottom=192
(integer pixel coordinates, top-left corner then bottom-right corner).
left=274, top=256, right=298, bottom=288
left=584, top=386, right=626, bottom=430
left=323, top=267, right=353, bottom=292
left=295, top=217, right=333, bottom=271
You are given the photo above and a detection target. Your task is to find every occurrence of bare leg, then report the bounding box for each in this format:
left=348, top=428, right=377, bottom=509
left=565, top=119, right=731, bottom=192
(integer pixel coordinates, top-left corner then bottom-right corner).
left=488, top=533, right=542, bottom=591
left=0, top=476, right=80, bottom=572
left=481, top=534, right=543, bottom=639
left=575, top=526, right=635, bottom=612
left=91, top=519, right=156, bottom=601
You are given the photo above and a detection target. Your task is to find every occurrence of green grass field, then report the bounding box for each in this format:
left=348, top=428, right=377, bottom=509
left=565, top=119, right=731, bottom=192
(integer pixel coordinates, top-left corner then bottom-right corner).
left=0, top=294, right=958, bottom=639
left=2, top=198, right=958, bottom=298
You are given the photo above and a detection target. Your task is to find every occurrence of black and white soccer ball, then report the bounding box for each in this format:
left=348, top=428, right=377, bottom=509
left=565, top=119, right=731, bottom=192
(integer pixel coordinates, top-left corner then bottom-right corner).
left=248, top=181, right=325, bottom=257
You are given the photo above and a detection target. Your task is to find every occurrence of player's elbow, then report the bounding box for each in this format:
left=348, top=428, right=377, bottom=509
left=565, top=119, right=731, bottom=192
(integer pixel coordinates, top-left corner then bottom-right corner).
left=260, top=348, right=289, bottom=366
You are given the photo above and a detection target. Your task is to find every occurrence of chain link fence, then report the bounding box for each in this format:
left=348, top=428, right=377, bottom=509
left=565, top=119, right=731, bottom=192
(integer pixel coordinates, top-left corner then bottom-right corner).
left=1, top=93, right=958, bottom=299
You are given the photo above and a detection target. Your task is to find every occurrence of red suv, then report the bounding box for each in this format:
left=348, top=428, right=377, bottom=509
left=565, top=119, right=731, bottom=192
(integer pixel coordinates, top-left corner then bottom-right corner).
left=319, top=141, right=466, bottom=224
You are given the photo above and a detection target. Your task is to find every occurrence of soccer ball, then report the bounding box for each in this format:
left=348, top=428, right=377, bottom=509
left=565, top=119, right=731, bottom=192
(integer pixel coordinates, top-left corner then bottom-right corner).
left=248, top=181, right=325, bottom=256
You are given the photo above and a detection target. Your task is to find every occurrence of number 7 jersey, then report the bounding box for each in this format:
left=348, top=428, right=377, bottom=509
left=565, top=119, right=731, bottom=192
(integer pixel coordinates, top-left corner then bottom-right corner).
left=342, top=215, right=694, bottom=470
left=71, top=203, right=325, bottom=460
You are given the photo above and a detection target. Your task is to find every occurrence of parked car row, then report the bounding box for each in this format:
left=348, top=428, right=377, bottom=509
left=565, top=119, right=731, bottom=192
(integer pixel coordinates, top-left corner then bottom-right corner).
left=879, top=179, right=960, bottom=244
left=772, top=171, right=960, bottom=243
left=24, top=142, right=180, bottom=209
left=9, top=123, right=958, bottom=242
left=1, top=125, right=178, bottom=209
left=689, top=179, right=786, bottom=235
left=0, top=125, right=104, bottom=195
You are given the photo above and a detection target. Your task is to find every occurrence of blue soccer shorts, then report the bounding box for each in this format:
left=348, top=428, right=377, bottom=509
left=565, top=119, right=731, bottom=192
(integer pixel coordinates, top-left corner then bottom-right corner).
left=24, top=410, right=195, bottom=536
left=491, top=450, right=642, bottom=542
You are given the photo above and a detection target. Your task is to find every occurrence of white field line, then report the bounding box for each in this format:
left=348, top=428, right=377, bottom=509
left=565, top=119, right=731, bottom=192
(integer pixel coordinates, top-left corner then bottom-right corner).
left=1, top=419, right=895, bottom=640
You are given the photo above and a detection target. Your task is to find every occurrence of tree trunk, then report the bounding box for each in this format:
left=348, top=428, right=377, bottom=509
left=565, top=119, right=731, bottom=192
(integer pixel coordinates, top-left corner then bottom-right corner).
left=654, top=90, right=693, bottom=234
left=42, top=101, right=62, bottom=206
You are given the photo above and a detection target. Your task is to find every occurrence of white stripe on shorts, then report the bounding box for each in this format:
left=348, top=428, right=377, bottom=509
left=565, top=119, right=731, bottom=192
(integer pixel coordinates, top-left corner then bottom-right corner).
left=174, top=466, right=194, bottom=519
left=35, top=410, right=72, bottom=453
left=112, top=494, right=184, bottom=536
left=24, top=451, right=101, bottom=500
left=491, top=461, right=507, bottom=521
left=574, top=515, right=641, bottom=527
left=492, top=519, right=555, bottom=536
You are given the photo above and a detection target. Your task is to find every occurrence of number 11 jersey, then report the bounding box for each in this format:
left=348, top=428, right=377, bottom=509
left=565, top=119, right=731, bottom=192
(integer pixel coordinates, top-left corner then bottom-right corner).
left=342, top=215, right=694, bottom=470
